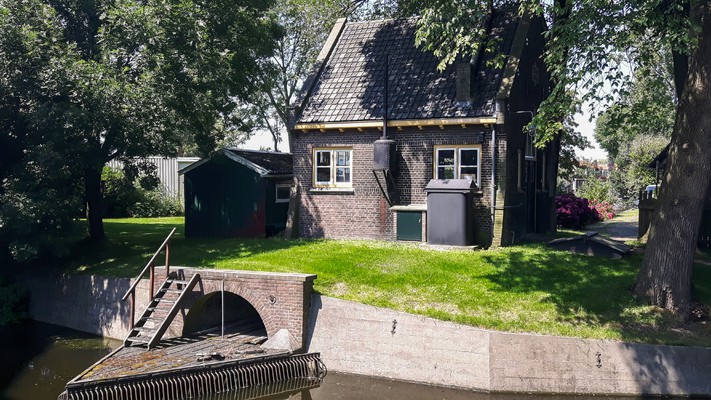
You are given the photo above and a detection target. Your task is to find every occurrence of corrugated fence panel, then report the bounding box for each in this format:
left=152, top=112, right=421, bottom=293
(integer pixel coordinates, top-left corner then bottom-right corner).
left=106, top=157, right=198, bottom=200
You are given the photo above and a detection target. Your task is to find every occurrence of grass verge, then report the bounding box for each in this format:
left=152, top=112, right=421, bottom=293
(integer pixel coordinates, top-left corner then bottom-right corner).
left=57, top=217, right=711, bottom=347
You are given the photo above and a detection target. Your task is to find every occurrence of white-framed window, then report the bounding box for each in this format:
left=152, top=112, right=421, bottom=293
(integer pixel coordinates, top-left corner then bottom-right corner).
left=275, top=184, right=291, bottom=203
left=313, top=147, right=352, bottom=187
left=434, top=145, right=481, bottom=186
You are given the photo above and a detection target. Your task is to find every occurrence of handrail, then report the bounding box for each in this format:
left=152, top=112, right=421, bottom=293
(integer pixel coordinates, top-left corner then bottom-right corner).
left=121, top=228, right=176, bottom=302
left=146, top=273, right=202, bottom=349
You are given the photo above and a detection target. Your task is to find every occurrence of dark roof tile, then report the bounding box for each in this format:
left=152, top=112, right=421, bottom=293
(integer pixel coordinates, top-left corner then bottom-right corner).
left=297, top=7, right=519, bottom=124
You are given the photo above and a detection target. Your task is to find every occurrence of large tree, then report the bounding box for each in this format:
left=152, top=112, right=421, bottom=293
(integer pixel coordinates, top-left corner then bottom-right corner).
left=236, top=0, right=400, bottom=152
left=0, top=0, right=280, bottom=243
left=408, top=0, right=710, bottom=313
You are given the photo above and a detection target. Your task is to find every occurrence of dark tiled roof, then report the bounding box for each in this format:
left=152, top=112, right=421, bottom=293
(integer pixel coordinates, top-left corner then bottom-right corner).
left=225, top=149, right=293, bottom=176
left=297, top=8, right=519, bottom=124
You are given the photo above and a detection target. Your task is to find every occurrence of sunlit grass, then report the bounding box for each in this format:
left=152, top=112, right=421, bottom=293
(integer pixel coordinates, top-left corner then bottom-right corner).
left=58, top=217, right=711, bottom=347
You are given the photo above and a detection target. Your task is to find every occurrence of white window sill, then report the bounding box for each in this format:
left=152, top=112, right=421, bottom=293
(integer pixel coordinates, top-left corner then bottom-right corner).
left=310, top=187, right=355, bottom=194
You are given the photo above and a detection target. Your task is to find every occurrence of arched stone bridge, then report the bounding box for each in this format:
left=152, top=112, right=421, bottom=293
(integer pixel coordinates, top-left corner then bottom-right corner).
left=147, top=268, right=317, bottom=351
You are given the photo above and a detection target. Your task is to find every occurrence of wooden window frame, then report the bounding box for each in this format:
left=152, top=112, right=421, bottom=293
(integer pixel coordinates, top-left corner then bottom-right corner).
left=312, top=147, right=353, bottom=188
left=433, top=145, right=482, bottom=187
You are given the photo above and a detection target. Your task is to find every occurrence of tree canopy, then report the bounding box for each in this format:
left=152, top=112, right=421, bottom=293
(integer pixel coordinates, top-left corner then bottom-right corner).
left=0, top=0, right=281, bottom=259
left=406, top=0, right=711, bottom=313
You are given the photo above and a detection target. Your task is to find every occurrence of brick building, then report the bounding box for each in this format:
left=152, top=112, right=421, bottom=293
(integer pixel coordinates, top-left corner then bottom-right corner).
left=289, top=6, right=558, bottom=247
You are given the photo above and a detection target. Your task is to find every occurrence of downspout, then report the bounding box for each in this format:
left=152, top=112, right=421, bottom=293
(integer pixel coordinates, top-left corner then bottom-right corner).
left=382, top=54, right=389, bottom=140
left=491, top=124, right=496, bottom=228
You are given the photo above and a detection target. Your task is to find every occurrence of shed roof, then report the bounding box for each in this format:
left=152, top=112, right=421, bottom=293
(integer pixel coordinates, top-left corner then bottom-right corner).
left=179, top=149, right=293, bottom=177
left=293, top=6, right=522, bottom=125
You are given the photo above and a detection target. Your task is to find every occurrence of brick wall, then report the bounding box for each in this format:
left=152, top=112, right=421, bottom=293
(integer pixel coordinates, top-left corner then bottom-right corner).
left=292, top=126, right=506, bottom=245
left=153, top=268, right=316, bottom=351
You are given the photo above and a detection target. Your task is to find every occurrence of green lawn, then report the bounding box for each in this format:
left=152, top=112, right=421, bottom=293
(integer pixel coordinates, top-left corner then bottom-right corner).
left=61, top=217, right=711, bottom=347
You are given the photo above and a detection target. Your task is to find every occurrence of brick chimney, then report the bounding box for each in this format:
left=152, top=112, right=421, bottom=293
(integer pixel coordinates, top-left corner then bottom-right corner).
left=456, top=63, right=472, bottom=105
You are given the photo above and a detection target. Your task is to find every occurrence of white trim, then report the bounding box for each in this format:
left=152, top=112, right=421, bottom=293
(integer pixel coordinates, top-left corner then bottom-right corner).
left=433, top=145, right=482, bottom=187
left=312, top=147, right=353, bottom=188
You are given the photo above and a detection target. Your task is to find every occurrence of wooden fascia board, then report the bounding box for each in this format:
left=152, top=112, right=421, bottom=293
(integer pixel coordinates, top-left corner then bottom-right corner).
left=497, top=12, right=532, bottom=100
left=222, top=150, right=272, bottom=177
left=294, top=117, right=501, bottom=131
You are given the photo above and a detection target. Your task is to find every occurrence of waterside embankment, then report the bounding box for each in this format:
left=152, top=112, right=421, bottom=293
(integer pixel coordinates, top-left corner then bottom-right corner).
left=19, top=273, right=711, bottom=396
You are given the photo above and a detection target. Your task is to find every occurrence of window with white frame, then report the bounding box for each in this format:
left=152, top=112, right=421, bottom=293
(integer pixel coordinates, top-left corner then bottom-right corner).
left=313, top=148, right=352, bottom=187
left=434, top=146, right=481, bottom=186
left=275, top=184, right=291, bottom=203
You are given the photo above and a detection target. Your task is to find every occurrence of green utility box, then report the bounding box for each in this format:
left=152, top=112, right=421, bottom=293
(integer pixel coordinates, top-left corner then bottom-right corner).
left=392, top=205, right=427, bottom=241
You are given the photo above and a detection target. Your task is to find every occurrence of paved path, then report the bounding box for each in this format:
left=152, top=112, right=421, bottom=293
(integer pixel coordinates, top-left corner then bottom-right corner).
left=587, top=210, right=639, bottom=243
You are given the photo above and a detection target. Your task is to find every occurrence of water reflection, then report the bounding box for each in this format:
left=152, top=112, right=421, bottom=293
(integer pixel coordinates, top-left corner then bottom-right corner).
left=0, top=321, right=119, bottom=400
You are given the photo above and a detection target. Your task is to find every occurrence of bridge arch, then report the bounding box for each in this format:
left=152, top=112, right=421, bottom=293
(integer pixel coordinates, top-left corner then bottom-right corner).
left=181, top=291, right=267, bottom=337
left=150, top=268, right=316, bottom=351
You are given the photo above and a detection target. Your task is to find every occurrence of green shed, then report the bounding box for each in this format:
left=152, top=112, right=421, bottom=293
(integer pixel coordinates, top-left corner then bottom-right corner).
left=179, top=149, right=293, bottom=238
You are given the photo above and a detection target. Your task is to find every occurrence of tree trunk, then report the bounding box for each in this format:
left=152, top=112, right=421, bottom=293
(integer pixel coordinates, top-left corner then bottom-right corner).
left=634, top=1, right=711, bottom=313
left=85, top=166, right=106, bottom=241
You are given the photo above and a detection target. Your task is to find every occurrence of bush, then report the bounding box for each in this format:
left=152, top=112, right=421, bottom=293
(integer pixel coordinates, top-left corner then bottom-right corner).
left=590, top=199, right=615, bottom=220
left=0, top=279, right=28, bottom=326
left=102, top=166, right=183, bottom=218
left=128, top=189, right=183, bottom=218
left=556, top=194, right=600, bottom=229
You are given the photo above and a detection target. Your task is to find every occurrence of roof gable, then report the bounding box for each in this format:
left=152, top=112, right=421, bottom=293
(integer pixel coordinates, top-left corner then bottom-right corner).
left=294, top=7, right=522, bottom=126
left=180, top=149, right=293, bottom=177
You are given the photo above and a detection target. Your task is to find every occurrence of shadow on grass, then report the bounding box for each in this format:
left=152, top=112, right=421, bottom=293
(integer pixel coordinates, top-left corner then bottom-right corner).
left=65, top=219, right=312, bottom=277
left=480, top=245, right=711, bottom=346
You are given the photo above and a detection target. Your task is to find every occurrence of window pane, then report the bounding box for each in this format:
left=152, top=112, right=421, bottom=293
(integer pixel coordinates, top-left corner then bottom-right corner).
left=460, top=167, right=478, bottom=183
left=335, top=150, right=350, bottom=166
left=460, top=149, right=478, bottom=166
left=437, top=166, right=455, bottom=179
left=335, top=167, right=351, bottom=183
left=437, top=149, right=455, bottom=166
left=316, top=167, right=331, bottom=183
left=276, top=186, right=290, bottom=200
left=316, top=151, right=331, bottom=166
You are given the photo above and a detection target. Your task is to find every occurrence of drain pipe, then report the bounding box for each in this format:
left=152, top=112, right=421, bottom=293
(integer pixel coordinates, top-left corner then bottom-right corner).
left=491, top=124, right=496, bottom=226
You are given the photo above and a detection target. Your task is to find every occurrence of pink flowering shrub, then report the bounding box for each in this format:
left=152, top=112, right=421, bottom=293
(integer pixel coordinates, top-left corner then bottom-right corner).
left=556, top=194, right=600, bottom=229
left=589, top=199, right=615, bottom=220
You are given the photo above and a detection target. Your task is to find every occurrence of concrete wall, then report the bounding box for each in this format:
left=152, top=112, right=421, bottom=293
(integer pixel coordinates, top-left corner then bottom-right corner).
left=306, top=295, right=711, bottom=396
left=306, top=295, right=491, bottom=390
left=20, top=273, right=142, bottom=339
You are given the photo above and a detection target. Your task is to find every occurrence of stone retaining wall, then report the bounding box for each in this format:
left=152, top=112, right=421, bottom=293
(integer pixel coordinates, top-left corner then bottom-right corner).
left=306, top=295, right=711, bottom=396
left=19, top=274, right=711, bottom=396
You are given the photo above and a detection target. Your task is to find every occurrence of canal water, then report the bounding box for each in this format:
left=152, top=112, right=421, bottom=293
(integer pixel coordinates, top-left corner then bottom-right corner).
left=0, top=321, right=661, bottom=400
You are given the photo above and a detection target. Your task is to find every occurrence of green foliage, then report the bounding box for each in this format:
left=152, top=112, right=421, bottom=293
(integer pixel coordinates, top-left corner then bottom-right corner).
left=236, top=0, right=351, bottom=150
left=594, top=60, right=674, bottom=207
left=63, top=217, right=711, bottom=346
left=0, top=0, right=280, bottom=255
left=102, top=166, right=182, bottom=218
left=0, top=279, right=28, bottom=326
left=576, top=176, right=615, bottom=205
left=609, top=135, right=668, bottom=206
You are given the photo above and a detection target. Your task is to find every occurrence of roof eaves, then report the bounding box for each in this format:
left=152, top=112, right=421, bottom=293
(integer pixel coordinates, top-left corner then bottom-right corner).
left=178, top=158, right=208, bottom=175
left=294, top=116, right=501, bottom=131
left=222, top=149, right=272, bottom=176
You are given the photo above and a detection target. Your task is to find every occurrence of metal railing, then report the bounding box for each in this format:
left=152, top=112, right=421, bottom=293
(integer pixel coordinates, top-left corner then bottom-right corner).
left=121, top=228, right=176, bottom=329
